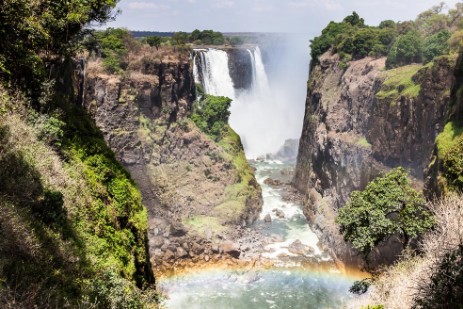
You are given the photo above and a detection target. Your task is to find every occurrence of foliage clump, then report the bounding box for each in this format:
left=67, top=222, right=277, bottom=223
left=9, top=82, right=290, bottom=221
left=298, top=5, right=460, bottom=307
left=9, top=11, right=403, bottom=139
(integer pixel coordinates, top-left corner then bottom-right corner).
left=85, top=28, right=142, bottom=74
left=436, top=121, right=463, bottom=191
left=336, top=167, right=434, bottom=260
left=189, top=29, right=225, bottom=45
left=0, top=0, right=118, bottom=102
left=311, top=3, right=463, bottom=69
left=191, top=95, right=232, bottom=141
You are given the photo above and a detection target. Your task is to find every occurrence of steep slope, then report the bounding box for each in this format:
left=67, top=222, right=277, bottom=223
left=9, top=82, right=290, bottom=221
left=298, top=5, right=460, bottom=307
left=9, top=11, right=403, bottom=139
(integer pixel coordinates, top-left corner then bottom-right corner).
left=294, top=51, right=456, bottom=267
left=0, top=88, right=155, bottom=308
left=82, top=51, right=262, bottom=272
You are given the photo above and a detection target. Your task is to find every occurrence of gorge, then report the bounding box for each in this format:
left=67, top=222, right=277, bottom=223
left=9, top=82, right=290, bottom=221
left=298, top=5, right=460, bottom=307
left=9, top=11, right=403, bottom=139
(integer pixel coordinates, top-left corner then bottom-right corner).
left=3, top=2, right=463, bottom=308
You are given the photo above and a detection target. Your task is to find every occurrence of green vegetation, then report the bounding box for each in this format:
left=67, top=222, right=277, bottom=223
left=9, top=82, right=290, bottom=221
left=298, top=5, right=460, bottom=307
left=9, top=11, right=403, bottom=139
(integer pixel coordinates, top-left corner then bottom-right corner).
left=85, top=28, right=142, bottom=74
left=183, top=216, right=225, bottom=238
left=386, top=31, right=423, bottom=68
left=376, top=64, right=423, bottom=101
left=436, top=121, right=463, bottom=191
left=189, top=94, right=260, bottom=231
left=310, top=12, right=397, bottom=66
left=190, top=29, right=225, bottom=45
left=0, top=0, right=118, bottom=103
left=191, top=95, right=232, bottom=141
left=336, top=168, right=434, bottom=261
left=0, top=91, right=155, bottom=307
left=311, top=4, right=463, bottom=69
left=423, top=29, right=451, bottom=63
left=0, top=1, right=157, bottom=307
left=217, top=127, right=259, bottom=223
left=357, top=136, right=372, bottom=148
left=146, top=36, right=162, bottom=50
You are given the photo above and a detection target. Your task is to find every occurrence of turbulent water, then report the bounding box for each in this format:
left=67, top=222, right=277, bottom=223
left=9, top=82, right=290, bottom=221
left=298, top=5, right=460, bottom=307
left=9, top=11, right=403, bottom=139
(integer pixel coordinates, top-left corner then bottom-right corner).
left=159, top=160, right=360, bottom=308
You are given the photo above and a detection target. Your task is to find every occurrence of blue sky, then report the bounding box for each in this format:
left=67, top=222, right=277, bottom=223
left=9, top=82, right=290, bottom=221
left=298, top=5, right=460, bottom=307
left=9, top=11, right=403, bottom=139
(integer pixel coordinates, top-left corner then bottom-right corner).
left=106, top=0, right=461, bottom=35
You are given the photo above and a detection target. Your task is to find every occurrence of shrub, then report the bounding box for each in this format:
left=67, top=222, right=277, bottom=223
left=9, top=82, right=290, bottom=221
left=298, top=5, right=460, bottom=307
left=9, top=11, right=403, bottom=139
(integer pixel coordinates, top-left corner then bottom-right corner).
left=423, top=29, right=451, bottom=63
left=336, top=167, right=434, bottom=260
left=33, top=190, right=67, bottom=227
left=191, top=95, right=232, bottom=141
left=436, top=121, right=463, bottom=191
left=386, top=31, right=424, bottom=68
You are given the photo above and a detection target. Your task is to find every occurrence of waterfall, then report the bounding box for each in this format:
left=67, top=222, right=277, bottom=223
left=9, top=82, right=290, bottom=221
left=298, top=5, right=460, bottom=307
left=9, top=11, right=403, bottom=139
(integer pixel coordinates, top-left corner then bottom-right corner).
left=253, top=47, right=270, bottom=95
left=193, top=54, right=201, bottom=85
left=195, top=49, right=235, bottom=99
left=194, top=44, right=304, bottom=159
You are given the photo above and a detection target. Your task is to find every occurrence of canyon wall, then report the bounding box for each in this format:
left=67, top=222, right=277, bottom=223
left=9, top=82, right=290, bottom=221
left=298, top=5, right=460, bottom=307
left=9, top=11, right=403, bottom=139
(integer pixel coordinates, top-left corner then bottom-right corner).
left=293, top=51, right=456, bottom=267
left=82, top=56, right=262, bottom=271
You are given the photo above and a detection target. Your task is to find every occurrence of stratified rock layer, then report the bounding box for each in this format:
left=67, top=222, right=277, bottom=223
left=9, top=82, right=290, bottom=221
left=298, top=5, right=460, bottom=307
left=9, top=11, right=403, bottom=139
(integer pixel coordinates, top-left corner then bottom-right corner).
left=294, top=52, right=456, bottom=267
left=82, top=59, right=262, bottom=271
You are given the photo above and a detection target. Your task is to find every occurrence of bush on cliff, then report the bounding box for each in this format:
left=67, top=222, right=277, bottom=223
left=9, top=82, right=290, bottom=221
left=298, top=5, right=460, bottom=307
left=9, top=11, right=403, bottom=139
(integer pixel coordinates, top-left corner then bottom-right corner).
left=336, top=167, right=434, bottom=261
left=436, top=121, right=463, bottom=191
left=191, top=95, right=232, bottom=141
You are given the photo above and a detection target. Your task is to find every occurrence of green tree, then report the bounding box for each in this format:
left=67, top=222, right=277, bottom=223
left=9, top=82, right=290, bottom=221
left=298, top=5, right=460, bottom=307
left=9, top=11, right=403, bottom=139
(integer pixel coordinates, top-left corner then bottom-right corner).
left=191, top=95, right=232, bottom=140
left=0, top=0, right=119, bottom=103
left=386, top=30, right=424, bottom=68
left=146, top=35, right=162, bottom=50
left=336, top=167, right=434, bottom=261
left=423, top=29, right=451, bottom=62
left=172, top=31, right=188, bottom=51
left=94, top=28, right=131, bottom=73
left=379, top=20, right=396, bottom=29
left=343, top=12, right=365, bottom=27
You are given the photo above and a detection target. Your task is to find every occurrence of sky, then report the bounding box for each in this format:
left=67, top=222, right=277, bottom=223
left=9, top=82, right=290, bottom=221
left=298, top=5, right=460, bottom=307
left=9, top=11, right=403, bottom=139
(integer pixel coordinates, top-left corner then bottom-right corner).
left=106, top=0, right=462, bottom=35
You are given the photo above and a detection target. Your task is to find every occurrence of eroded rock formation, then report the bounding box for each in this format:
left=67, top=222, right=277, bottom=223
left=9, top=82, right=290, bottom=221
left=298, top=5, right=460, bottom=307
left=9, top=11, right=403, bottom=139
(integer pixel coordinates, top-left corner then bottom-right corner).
left=294, top=51, right=456, bottom=267
left=82, top=59, right=262, bottom=271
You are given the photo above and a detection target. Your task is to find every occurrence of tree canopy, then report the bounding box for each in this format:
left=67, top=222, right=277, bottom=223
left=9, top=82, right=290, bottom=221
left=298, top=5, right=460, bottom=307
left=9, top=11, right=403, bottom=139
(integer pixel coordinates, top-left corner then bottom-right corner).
left=146, top=36, right=162, bottom=50
left=336, top=167, right=434, bottom=260
left=311, top=3, right=463, bottom=69
left=0, top=0, right=119, bottom=101
left=191, top=95, right=232, bottom=141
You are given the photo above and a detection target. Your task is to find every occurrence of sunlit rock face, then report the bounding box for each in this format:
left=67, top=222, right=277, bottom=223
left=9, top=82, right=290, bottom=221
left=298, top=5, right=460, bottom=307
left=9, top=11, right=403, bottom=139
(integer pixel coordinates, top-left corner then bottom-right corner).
left=81, top=57, right=262, bottom=271
left=294, top=51, right=456, bottom=268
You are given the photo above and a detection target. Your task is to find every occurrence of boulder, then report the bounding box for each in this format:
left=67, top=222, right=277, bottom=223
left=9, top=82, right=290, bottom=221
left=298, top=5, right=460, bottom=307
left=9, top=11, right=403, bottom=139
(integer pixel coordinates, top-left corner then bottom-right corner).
left=191, top=242, right=205, bottom=255
left=169, top=222, right=187, bottom=237
left=287, top=240, right=313, bottom=256
left=220, top=241, right=241, bottom=259
left=176, top=247, right=189, bottom=258
left=164, top=249, right=175, bottom=261
left=264, top=214, right=272, bottom=223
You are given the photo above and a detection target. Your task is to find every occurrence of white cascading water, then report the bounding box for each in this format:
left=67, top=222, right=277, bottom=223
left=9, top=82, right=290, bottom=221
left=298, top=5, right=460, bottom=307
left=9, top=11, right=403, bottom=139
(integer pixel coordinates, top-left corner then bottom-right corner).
left=196, top=49, right=235, bottom=100
left=194, top=47, right=284, bottom=158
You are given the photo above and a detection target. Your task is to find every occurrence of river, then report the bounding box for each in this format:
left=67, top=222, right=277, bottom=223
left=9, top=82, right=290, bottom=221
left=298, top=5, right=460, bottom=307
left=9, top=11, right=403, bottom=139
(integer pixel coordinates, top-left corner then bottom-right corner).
left=158, top=160, right=363, bottom=308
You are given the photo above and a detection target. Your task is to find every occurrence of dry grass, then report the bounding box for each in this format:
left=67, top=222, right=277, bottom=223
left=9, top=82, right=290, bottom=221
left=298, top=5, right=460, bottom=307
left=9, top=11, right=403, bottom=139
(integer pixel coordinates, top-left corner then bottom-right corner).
left=349, top=194, right=463, bottom=308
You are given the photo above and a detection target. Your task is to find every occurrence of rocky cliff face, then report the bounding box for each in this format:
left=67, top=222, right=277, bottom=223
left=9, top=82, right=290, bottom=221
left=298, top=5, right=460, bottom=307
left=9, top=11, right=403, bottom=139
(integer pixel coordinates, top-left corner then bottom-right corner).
left=294, top=51, right=456, bottom=267
left=83, top=58, right=262, bottom=272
